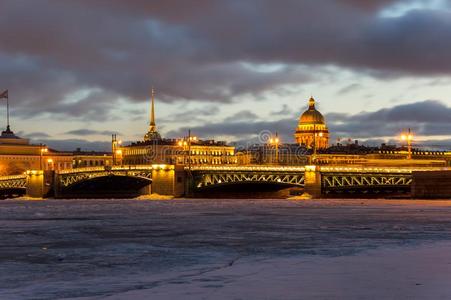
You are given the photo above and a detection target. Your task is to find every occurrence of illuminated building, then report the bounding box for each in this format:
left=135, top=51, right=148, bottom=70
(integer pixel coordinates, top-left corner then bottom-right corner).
left=72, top=149, right=112, bottom=168
left=121, top=139, right=236, bottom=165
left=0, top=127, right=72, bottom=175
left=294, top=97, right=329, bottom=149
left=121, top=90, right=237, bottom=166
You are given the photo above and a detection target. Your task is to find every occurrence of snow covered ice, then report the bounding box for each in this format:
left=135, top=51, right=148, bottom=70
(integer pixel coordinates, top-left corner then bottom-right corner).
left=1, top=198, right=451, bottom=299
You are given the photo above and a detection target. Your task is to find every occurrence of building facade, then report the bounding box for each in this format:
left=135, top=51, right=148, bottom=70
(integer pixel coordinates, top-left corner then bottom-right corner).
left=294, top=97, right=329, bottom=149
left=0, top=127, right=72, bottom=175
left=121, top=139, right=236, bottom=166
left=120, top=90, right=237, bottom=166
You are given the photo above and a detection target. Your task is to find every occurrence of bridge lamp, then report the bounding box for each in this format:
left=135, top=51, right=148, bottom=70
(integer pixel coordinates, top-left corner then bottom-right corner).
left=400, top=128, right=413, bottom=160
left=47, top=158, right=54, bottom=170
left=39, top=147, right=48, bottom=170
left=269, top=134, right=280, bottom=165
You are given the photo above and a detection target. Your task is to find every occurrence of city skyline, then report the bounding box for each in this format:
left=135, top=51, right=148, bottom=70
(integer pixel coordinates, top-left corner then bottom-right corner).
left=1, top=0, right=451, bottom=150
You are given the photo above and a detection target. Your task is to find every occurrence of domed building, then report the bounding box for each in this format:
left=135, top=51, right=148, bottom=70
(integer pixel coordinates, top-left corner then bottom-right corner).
left=294, top=97, right=329, bottom=149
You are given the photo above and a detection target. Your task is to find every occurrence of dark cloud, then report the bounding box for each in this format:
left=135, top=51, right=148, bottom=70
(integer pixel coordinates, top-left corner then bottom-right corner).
left=65, top=129, right=120, bottom=136
left=337, top=83, right=363, bottom=95
left=327, top=100, right=451, bottom=139
left=271, top=104, right=295, bottom=116
left=33, top=138, right=111, bottom=152
left=166, top=100, right=451, bottom=147
left=1, top=0, right=450, bottom=121
left=17, top=131, right=51, bottom=138
left=224, top=110, right=259, bottom=122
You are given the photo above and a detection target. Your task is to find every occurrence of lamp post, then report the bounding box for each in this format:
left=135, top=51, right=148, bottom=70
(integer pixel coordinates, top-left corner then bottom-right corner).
left=401, top=128, right=413, bottom=159
left=40, top=145, right=48, bottom=170
left=47, top=158, right=53, bottom=171
left=269, top=132, right=280, bottom=164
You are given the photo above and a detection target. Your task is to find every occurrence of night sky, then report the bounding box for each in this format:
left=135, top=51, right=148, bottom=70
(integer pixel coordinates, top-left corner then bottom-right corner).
left=1, top=0, right=451, bottom=151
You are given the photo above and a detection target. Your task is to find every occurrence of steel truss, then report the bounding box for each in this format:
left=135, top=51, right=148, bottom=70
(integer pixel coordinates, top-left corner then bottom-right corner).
left=59, top=169, right=152, bottom=188
left=0, top=175, right=27, bottom=190
left=322, top=173, right=412, bottom=189
left=194, top=172, right=305, bottom=188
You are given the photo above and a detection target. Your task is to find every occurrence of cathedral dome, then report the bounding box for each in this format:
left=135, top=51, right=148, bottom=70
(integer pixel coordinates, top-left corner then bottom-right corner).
left=294, top=96, right=329, bottom=149
left=299, top=97, right=325, bottom=124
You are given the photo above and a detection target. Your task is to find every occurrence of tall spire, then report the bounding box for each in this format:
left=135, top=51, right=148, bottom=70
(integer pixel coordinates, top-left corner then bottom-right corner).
left=150, top=87, right=156, bottom=128
left=144, top=87, right=162, bottom=142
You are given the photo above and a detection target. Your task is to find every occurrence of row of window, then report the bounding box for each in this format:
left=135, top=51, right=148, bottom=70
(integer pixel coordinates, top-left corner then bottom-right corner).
left=123, top=148, right=234, bottom=156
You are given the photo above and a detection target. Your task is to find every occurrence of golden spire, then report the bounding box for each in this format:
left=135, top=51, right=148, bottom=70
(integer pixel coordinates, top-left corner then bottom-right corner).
left=150, top=87, right=156, bottom=128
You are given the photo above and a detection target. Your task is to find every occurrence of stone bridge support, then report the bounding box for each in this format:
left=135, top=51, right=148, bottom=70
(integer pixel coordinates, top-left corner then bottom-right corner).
left=151, top=165, right=185, bottom=196
left=412, top=171, right=451, bottom=198
left=25, top=170, right=54, bottom=198
left=304, top=166, right=322, bottom=198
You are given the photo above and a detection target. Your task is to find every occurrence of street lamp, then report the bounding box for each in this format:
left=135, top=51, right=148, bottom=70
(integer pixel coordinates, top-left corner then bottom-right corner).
left=47, top=158, right=53, bottom=170
left=401, top=128, right=413, bottom=159
left=40, top=145, right=48, bottom=170
left=269, top=132, right=280, bottom=164
left=311, top=125, right=323, bottom=164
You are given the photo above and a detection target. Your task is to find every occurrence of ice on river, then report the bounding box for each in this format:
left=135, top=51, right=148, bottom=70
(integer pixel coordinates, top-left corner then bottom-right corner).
left=1, top=198, right=451, bottom=299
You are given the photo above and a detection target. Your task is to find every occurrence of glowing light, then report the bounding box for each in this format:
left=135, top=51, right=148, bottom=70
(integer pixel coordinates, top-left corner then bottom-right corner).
left=47, top=158, right=53, bottom=163
left=305, top=165, right=316, bottom=172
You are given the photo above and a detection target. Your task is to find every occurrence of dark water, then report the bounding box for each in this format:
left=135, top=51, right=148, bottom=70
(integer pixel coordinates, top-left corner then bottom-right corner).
left=1, top=198, right=451, bottom=299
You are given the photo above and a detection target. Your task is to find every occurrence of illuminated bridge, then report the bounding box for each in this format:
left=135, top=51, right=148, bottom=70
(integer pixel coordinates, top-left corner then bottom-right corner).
left=0, top=164, right=447, bottom=198
left=0, top=165, right=174, bottom=198
left=188, top=165, right=427, bottom=196
left=191, top=166, right=306, bottom=189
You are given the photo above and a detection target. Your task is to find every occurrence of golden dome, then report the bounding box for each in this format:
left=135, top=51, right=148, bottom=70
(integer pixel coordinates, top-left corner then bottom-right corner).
left=299, top=97, right=325, bottom=124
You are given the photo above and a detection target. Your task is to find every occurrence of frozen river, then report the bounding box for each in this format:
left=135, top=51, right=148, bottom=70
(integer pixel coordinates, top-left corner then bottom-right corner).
left=1, top=198, right=451, bottom=299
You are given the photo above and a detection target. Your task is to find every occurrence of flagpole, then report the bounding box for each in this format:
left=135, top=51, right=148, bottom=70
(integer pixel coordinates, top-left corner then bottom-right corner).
left=6, top=94, right=9, bottom=130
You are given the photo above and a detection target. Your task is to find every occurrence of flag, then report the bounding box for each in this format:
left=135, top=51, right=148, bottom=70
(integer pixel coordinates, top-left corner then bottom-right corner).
left=0, top=90, right=7, bottom=99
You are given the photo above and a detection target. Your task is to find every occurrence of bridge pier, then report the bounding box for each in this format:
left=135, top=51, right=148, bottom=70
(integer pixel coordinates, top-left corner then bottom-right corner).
left=25, top=170, right=54, bottom=198
left=304, top=166, right=322, bottom=198
left=151, top=165, right=185, bottom=197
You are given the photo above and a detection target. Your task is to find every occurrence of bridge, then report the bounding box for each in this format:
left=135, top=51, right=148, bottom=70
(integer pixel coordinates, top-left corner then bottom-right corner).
left=0, top=165, right=178, bottom=198
left=188, top=165, right=426, bottom=197
left=0, top=164, right=448, bottom=198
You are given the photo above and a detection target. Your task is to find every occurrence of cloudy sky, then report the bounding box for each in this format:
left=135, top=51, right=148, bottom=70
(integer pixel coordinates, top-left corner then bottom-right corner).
left=1, top=0, right=451, bottom=151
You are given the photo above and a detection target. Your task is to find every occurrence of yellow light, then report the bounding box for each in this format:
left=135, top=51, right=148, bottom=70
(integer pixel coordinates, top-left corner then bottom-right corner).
left=118, top=140, right=123, bottom=145
left=269, top=138, right=274, bottom=144
left=275, top=138, right=279, bottom=144
left=305, top=165, right=316, bottom=172
left=115, top=149, right=122, bottom=155
left=47, top=158, right=53, bottom=163
left=178, top=141, right=183, bottom=147
left=401, top=134, right=406, bottom=141
left=318, top=132, right=323, bottom=137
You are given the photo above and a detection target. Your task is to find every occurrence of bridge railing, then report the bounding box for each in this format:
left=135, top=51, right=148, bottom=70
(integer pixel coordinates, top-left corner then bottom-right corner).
left=0, top=174, right=27, bottom=181
left=57, top=164, right=173, bottom=175
left=189, top=165, right=306, bottom=172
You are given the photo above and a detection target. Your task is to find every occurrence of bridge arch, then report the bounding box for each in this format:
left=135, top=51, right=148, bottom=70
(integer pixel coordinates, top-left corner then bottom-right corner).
left=193, top=171, right=305, bottom=189
left=57, top=174, right=152, bottom=198
left=55, top=167, right=154, bottom=198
